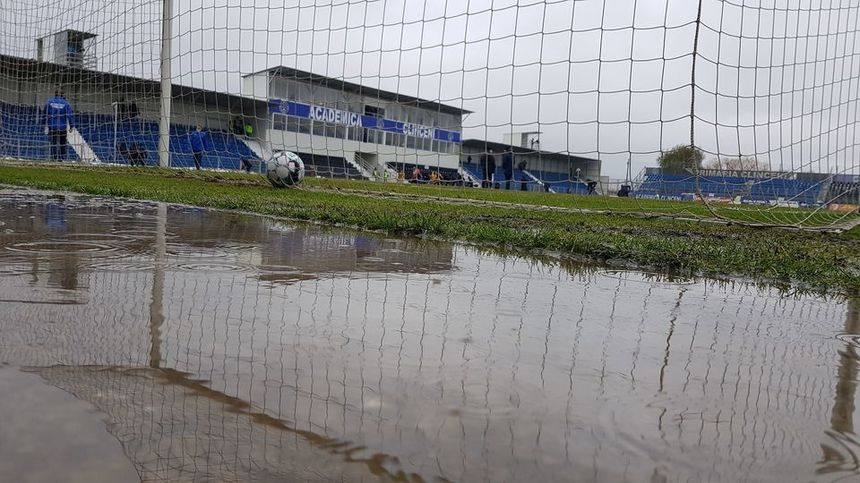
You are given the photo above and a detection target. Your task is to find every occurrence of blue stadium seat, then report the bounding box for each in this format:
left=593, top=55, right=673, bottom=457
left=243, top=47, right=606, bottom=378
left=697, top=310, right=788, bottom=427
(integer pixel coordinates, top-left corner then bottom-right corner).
left=633, top=172, right=822, bottom=205
left=3, top=101, right=260, bottom=169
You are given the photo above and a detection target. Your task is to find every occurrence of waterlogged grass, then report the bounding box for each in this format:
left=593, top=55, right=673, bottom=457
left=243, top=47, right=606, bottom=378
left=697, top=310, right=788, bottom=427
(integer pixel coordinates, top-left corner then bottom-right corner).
left=301, top=176, right=855, bottom=227
left=11, top=163, right=853, bottom=227
left=1, top=163, right=859, bottom=293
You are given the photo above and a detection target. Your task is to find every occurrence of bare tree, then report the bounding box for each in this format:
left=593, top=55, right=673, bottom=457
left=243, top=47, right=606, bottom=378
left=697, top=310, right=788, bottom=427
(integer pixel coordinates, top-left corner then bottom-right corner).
left=658, top=145, right=704, bottom=173
left=704, top=156, right=770, bottom=171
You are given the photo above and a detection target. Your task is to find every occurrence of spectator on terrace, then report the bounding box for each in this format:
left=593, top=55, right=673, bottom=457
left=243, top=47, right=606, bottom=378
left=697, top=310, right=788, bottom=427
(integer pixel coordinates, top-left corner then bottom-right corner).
left=502, top=147, right=514, bottom=190
left=126, top=143, right=147, bottom=166
left=449, top=170, right=463, bottom=186
left=117, top=97, right=139, bottom=121
left=117, top=142, right=146, bottom=166
left=430, top=170, right=440, bottom=184
left=232, top=116, right=244, bottom=136
left=587, top=180, right=598, bottom=194
left=117, top=142, right=132, bottom=165
left=411, top=166, right=423, bottom=183
left=240, top=157, right=256, bottom=173
left=518, top=160, right=528, bottom=191
left=128, top=100, right=139, bottom=119
left=617, top=184, right=631, bottom=197
left=42, top=89, right=76, bottom=162
left=398, top=170, right=405, bottom=182
left=480, top=149, right=496, bottom=188
left=188, top=124, right=210, bottom=170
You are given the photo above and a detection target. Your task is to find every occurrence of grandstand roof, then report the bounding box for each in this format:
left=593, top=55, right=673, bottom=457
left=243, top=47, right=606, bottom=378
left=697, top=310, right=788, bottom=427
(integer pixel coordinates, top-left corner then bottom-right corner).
left=246, top=66, right=470, bottom=117
left=461, top=139, right=600, bottom=166
left=0, top=54, right=266, bottom=113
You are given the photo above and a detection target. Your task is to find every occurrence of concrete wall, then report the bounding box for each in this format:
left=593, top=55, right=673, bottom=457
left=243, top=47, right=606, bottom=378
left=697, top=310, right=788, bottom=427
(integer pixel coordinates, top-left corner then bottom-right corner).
left=267, top=129, right=461, bottom=170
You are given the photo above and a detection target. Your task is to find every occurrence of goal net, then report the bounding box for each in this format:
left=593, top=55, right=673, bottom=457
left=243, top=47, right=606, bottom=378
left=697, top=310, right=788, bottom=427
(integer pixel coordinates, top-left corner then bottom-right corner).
left=1, top=0, right=859, bottom=228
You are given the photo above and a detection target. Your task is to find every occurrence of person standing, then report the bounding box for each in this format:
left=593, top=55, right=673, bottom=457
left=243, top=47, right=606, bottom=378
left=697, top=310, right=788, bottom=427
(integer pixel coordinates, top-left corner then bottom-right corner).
left=189, top=124, right=210, bottom=170
left=502, top=147, right=514, bottom=190
left=479, top=152, right=488, bottom=188
left=480, top=148, right=496, bottom=188
left=42, top=89, right=75, bottom=162
left=518, top=159, right=528, bottom=191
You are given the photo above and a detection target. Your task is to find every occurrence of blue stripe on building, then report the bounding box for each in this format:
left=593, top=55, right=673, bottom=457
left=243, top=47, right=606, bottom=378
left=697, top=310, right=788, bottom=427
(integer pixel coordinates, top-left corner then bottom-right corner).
left=268, top=99, right=461, bottom=143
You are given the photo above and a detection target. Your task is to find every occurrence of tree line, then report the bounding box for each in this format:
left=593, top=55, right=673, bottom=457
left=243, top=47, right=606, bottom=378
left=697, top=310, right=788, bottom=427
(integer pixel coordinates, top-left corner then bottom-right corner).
left=658, top=145, right=771, bottom=173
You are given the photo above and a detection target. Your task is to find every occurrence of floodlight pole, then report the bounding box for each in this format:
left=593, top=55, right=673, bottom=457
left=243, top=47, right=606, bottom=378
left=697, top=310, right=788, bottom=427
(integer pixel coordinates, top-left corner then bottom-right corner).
left=158, top=0, right=173, bottom=168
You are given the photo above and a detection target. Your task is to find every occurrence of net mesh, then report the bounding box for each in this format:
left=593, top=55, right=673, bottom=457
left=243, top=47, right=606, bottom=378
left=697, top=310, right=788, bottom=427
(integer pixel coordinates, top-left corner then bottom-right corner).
left=1, top=0, right=860, bottom=229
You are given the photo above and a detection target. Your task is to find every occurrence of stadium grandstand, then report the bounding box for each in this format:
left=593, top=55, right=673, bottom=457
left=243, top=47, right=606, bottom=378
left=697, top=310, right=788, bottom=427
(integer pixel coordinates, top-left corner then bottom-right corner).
left=0, top=29, right=610, bottom=189
left=460, top=139, right=602, bottom=193
left=632, top=167, right=852, bottom=208
left=1, top=26, right=858, bottom=213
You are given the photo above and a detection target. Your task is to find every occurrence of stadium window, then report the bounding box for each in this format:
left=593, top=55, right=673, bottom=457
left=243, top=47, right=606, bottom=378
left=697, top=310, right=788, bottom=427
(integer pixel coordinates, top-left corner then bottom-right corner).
left=348, top=126, right=362, bottom=141
left=364, top=105, right=385, bottom=118
left=363, top=128, right=381, bottom=144
left=421, top=138, right=432, bottom=151
left=406, top=136, right=417, bottom=149
left=325, top=123, right=338, bottom=138
left=273, top=114, right=286, bottom=131
left=385, top=133, right=404, bottom=147
left=312, top=120, right=325, bottom=137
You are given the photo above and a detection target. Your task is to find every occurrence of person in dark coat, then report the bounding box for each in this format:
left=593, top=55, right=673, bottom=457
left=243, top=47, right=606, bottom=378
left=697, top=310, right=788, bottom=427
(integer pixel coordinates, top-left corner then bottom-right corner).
left=42, top=89, right=76, bottom=161
left=502, top=148, right=514, bottom=190
left=480, top=149, right=496, bottom=188
left=118, top=142, right=147, bottom=166
left=518, top=160, right=528, bottom=191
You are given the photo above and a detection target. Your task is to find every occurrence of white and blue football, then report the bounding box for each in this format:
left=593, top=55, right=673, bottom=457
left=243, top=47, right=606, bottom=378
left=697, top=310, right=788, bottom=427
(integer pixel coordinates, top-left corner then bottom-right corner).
left=266, top=151, right=305, bottom=188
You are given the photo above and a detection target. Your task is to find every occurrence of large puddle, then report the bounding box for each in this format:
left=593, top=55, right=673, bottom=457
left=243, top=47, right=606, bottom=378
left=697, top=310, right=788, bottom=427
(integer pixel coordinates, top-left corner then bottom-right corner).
left=0, top=190, right=858, bottom=482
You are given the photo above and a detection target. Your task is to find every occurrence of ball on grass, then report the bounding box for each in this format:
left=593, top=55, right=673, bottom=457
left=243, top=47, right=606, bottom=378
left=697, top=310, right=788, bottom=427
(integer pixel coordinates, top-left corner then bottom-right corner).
left=266, top=151, right=305, bottom=188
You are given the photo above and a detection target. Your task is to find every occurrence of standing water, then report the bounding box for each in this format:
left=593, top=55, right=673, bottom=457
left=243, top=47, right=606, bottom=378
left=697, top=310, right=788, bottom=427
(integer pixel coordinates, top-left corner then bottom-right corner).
left=0, top=190, right=857, bottom=482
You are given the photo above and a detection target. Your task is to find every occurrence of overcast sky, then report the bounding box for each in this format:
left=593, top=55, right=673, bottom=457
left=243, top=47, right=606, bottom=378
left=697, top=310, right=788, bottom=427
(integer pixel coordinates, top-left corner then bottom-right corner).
left=3, top=0, right=860, bottom=178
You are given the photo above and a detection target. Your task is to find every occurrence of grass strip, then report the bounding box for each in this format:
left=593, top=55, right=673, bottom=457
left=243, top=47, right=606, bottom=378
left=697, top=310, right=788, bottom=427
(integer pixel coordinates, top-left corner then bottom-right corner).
left=0, top=163, right=858, bottom=294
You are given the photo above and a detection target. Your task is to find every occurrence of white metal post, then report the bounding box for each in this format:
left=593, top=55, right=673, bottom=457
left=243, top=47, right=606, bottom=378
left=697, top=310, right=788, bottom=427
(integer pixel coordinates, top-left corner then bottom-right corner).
left=112, top=101, right=118, bottom=163
left=158, top=0, right=173, bottom=168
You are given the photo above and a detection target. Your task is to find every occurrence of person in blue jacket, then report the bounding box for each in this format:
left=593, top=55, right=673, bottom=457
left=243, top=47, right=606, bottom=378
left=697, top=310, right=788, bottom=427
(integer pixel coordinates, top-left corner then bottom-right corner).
left=42, top=89, right=75, bottom=161
left=188, top=124, right=210, bottom=170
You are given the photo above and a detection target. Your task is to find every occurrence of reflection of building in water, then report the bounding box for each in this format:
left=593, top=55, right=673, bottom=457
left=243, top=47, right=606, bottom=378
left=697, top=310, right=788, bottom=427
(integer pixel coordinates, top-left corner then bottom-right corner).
left=1, top=192, right=859, bottom=482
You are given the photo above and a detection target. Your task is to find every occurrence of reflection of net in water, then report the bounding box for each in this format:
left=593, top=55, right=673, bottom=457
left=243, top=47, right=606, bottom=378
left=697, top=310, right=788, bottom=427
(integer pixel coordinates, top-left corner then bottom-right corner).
left=30, top=366, right=407, bottom=483
left=1, top=194, right=859, bottom=482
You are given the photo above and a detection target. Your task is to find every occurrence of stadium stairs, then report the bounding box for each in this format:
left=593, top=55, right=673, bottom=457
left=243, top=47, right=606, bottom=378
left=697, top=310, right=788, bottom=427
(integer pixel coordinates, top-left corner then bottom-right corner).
left=296, top=151, right=362, bottom=179
left=462, top=163, right=584, bottom=192
left=388, top=162, right=463, bottom=184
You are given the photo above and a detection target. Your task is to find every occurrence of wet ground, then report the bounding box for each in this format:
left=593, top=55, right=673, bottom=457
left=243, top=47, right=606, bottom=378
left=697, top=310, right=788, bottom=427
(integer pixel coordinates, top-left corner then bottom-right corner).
left=0, top=189, right=858, bottom=482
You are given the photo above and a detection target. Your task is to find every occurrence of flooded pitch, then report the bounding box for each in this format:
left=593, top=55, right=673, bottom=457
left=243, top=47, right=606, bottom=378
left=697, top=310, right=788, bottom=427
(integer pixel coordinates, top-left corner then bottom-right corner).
left=0, top=190, right=858, bottom=482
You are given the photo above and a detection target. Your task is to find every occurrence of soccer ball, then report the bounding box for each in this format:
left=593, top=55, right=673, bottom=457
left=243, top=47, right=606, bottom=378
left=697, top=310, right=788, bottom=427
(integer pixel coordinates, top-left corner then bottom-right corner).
left=266, top=151, right=305, bottom=188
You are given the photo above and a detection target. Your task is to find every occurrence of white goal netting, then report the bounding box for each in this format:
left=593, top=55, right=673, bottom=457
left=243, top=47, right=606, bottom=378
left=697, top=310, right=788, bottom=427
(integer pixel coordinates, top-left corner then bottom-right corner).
left=1, top=0, right=860, bottom=228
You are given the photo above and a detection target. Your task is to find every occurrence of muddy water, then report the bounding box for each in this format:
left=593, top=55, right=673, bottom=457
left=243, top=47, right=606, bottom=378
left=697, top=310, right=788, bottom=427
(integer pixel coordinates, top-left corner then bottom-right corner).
left=0, top=190, right=857, bottom=482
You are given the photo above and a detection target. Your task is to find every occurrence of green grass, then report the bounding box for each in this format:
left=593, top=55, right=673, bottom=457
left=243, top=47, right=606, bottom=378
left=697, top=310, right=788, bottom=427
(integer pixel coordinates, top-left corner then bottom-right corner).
left=1, top=162, right=859, bottom=294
